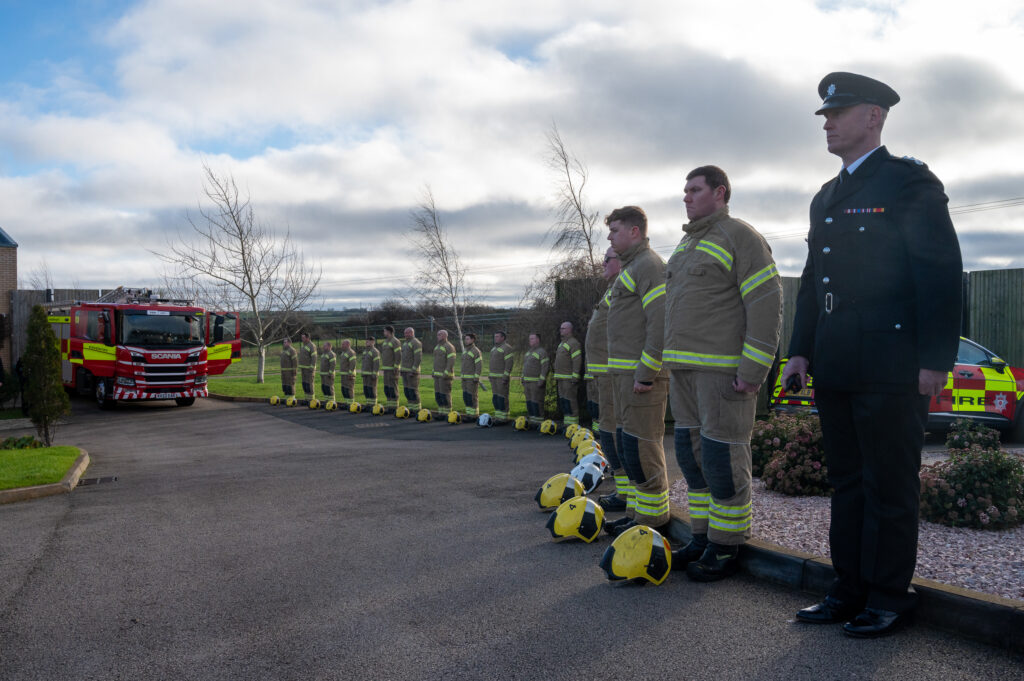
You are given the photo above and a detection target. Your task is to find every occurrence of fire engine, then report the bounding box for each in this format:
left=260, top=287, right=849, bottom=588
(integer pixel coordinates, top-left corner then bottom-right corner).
left=772, top=337, right=1024, bottom=440
left=46, top=287, right=241, bottom=408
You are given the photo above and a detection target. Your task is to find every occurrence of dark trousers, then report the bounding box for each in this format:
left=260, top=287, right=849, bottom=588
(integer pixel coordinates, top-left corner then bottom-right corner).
left=815, top=388, right=929, bottom=613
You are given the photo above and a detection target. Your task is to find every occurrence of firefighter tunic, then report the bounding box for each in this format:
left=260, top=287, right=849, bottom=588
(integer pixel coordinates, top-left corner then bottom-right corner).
left=298, top=340, right=317, bottom=399
left=280, top=344, right=298, bottom=396
left=319, top=349, right=336, bottom=398
left=488, top=342, right=514, bottom=419
left=665, top=205, right=783, bottom=546
left=606, top=238, right=669, bottom=527
left=401, top=337, right=423, bottom=410
left=380, top=336, right=402, bottom=408
left=553, top=336, right=583, bottom=426
left=520, top=345, right=549, bottom=425
left=337, top=347, right=357, bottom=401
left=361, top=345, right=381, bottom=402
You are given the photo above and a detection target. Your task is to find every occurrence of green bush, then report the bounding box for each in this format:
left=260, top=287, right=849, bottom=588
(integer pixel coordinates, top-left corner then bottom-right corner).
left=945, top=418, right=1001, bottom=452
left=920, top=444, right=1024, bottom=530
left=1, top=435, right=42, bottom=449
left=756, top=413, right=831, bottom=496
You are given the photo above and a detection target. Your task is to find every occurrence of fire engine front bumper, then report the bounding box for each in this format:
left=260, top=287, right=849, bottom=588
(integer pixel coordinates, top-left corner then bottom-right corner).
left=112, top=387, right=209, bottom=400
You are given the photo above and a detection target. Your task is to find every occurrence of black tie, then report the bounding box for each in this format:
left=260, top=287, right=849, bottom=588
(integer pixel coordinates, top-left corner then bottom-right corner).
left=839, top=168, right=850, bottom=184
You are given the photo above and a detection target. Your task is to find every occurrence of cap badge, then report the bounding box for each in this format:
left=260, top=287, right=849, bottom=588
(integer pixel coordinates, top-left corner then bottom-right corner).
left=827, top=83, right=836, bottom=96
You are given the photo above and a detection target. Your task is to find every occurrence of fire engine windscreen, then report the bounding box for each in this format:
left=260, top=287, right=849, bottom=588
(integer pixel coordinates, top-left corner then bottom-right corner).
left=120, top=311, right=204, bottom=348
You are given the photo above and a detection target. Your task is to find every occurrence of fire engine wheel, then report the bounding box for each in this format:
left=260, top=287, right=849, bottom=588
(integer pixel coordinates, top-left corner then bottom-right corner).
left=94, top=378, right=116, bottom=410
left=175, top=397, right=196, bottom=407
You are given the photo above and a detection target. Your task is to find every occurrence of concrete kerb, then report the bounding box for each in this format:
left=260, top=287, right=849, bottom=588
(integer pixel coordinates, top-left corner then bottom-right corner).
left=666, top=510, right=1024, bottom=654
left=0, top=448, right=90, bottom=505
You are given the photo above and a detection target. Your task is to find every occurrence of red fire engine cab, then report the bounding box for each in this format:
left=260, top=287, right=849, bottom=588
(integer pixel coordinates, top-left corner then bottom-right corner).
left=47, top=287, right=240, bottom=408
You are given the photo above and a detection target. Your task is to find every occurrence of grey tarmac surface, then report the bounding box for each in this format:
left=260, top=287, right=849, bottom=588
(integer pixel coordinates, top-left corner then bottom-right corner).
left=1, top=398, right=1022, bottom=681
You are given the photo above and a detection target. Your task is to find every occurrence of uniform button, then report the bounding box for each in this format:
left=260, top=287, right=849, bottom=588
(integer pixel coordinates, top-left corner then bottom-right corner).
left=825, top=217, right=833, bottom=224
left=858, top=226, right=865, bottom=232
left=823, top=277, right=830, bottom=284
left=895, top=323, right=902, bottom=330
left=823, top=246, right=831, bottom=254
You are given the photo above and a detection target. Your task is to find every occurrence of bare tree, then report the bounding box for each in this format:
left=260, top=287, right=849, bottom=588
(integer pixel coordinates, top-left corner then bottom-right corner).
left=545, top=122, right=602, bottom=276
left=407, top=186, right=470, bottom=350
left=155, top=164, right=322, bottom=383
left=25, top=258, right=55, bottom=291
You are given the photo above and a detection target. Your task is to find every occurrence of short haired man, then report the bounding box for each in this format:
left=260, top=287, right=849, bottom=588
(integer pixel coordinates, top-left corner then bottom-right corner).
left=553, top=322, right=583, bottom=427
left=379, top=326, right=402, bottom=412
left=361, top=337, right=381, bottom=407
left=280, top=337, right=297, bottom=397
left=297, top=332, right=318, bottom=401
left=664, top=167, right=782, bottom=581
left=784, top=73, right=962, bottom=637
left=602, top=206, right=671, bottom=537
left=400, top=327, right=423, bottom=412
left=337, top=339, right=358, bottom=404
left=488, top=331, right=514, bottom=421
left=460, top=333, right=483, bottom=419
left=520, top=333, right=549, bottom=428
left=432, top=329, right=457, bottom=416
left=319, top=341, right=336, bottom=400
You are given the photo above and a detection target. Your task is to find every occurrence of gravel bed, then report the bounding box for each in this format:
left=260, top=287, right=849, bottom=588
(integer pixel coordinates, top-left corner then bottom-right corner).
left=668, top=475, right=1024, bottom=603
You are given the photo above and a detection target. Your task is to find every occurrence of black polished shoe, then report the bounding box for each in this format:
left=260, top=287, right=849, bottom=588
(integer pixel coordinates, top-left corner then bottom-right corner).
left=685, top=545, right=739, bottom=582
left=604, top=517, right=637, bottom=537
left=597, top=493, right=627, bottom=512
left=842, top=607, right=914, bottom=638
left=670, top=539, right=708, bottom=571
left=796, top=596, right=863, bottom=624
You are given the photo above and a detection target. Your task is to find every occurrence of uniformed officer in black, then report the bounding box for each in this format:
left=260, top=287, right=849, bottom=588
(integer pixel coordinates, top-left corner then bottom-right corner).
left=782, top=72, right=962, bottom=638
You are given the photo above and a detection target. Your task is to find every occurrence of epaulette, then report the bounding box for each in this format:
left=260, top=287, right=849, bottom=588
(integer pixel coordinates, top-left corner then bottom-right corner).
left=892, top=154, right=927, bottom=168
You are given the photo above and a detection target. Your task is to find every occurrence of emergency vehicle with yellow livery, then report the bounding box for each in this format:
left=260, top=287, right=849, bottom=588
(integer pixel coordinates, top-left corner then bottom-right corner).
left=772, top=337, right=1024, bottom=440
left=46, top=287, right=241, bottom=409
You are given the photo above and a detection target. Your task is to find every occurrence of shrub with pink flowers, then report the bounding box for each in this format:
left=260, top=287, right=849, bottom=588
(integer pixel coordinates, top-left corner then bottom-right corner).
left=919, top=421, right=1024, bottom=530
left=753, top=413, right=831, bottom=496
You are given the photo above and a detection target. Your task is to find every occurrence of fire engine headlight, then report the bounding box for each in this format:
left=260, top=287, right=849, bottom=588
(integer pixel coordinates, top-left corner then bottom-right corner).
left=131, top=354, right=145, bottom=363
left=195, top=374, right=208, bottom=385
left=116, top=376, right=136, bottom=387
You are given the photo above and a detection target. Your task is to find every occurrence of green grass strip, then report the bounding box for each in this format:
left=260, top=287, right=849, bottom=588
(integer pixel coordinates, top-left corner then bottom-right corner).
left=0, top=446, right=81, bottom=491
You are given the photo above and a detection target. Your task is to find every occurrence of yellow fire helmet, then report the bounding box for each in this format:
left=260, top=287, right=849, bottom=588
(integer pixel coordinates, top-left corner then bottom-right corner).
left=269, top=395, right=280, bottom=406
left=599, top=524, right=673, bottom=586
left=395, top=405, right=411, bottom=419
left=514, top=416, right=528, bottom=431
left=308, top=398, right=320, bottom=410
left=372, top=403, right=386, bottom=416
left=417, top=408, right=433, bottom=422
left=546, top=496, right=605, bottom=543
left=447, top=411, right=461, bottom=424
left=570, top=428, right=594, bottom=450
left=534, top=472, right=586, bottom=511
left=350, top=402, right=363, bottom=413
left=323, top=400, right=336, bottom=411
left=564, top=423, right=579, bottom=440
left=285, top=396, right=297, bottom=407
left=574, top=439, right=601, bottom=462
left=540, top=420, right=558, bottom=435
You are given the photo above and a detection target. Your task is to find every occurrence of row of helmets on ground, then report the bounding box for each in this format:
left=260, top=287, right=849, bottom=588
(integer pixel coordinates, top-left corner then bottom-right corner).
left=533, top=423, right=673, bottom=585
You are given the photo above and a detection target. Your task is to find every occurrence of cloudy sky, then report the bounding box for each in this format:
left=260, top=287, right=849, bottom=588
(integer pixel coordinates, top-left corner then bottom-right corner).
left=2, top=0, right=1022, bottom=308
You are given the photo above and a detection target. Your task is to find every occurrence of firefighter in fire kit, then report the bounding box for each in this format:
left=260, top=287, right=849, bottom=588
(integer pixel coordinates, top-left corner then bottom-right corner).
left=665, top=166, right=782, bottom=581
left=520, top=333, right=549, bottom=428
left=280, top=337, right=298, bottom=397
left=554, top=322, right=583, bottom=427
left=488, top=331, right=514, bottom=421
left=380, top=325, right=402, bottom=412
left=401, top=327, right=423, bottom=411
left=319, top=341, right=337, bottom=400
left=589, top=247, right=627, bottom=512
left=433, top=329, right=457, bottom=416
left=601, top=206, right=671, bottom=537
left=460, top=333, right=483, bottom=419
left=297, top=333, right=318, bottom=400
left=336, top=339, right=357, bottom=404
left=361, top=337, right=381, bottom=407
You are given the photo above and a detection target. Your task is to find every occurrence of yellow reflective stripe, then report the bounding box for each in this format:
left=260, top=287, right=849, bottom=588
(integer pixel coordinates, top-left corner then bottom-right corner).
left=602, top=289, right=613, bottom=307
left=586, top=362, right=609, bottom=373
left=696, top=240, right=733, bottom=270
left=740, top=263, right=779, bottom=298
left=633, top=489, right=670, bottom=515
left=642, top=284, right=666, bottom=308
left=709, top=500, right=752, bottom=531
left=742, top=342, right=774, bottom=368
left=553, top=373, right=578, bottom=379
left=207, top=344, right=231, bottom=360
left=607, top=357, right=640, bottom=370
left=47, top=315, right=70, bottom=324
left=82, top=343, right=117, bottom=360
left=571, top=350, right=581, bottom=358
left=688, top=491, right=710, bottom=519
left=663, top=350, right=741, bottom=368
left=617, top=270, right=637, bottom=293
left=641, top=351, right=662, bottom=371
left=673, top=240, right=691, bottom=255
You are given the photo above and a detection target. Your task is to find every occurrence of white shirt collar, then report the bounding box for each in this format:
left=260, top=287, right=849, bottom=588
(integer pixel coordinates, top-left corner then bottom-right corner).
left=844, top=146, right=882, bottom=175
